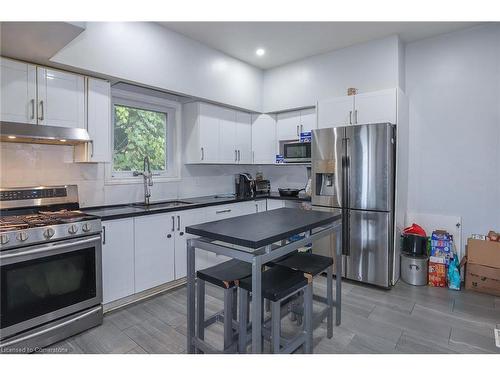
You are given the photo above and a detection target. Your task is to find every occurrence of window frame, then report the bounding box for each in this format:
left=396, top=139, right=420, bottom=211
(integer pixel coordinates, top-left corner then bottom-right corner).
left=105, top=89, right=181, bottom=185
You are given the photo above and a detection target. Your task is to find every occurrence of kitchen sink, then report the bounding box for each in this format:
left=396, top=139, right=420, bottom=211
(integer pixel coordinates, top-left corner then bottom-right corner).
left=129, top=200, right=195, bottom=209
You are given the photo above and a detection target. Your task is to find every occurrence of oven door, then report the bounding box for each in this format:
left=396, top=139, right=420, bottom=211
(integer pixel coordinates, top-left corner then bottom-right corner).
left=0, top=235, right=102, bottom=339
left=283, top=142, right=311, bottom=163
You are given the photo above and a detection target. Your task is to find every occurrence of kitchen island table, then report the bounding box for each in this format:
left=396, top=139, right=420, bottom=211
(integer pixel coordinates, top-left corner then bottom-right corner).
left=185, top=207, right=342, bottom=354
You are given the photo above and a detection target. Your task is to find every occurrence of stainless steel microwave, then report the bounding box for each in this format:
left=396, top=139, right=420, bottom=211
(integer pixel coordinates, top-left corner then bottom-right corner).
left=282, top=141, right=311, bottom=163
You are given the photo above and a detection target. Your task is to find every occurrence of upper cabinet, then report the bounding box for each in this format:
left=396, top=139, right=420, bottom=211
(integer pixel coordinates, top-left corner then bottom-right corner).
left=252, top=114, right=277, bottom=164
left=0, top=58, right=37, bottom=124
left=276, top=108, right=317, bottom=141
left=0, top=57, right=85, bottom=129
left=75, top=77, right=112, bottom=163
left=37, top=67, right=85, bottom=128
left=318, top=88, right=397, bottom=128
left=183, top=102, right=252, bottom=164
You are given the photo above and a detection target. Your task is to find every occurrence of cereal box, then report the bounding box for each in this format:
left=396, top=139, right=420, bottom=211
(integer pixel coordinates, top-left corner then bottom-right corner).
left=428, top=256, right=447, bottom=287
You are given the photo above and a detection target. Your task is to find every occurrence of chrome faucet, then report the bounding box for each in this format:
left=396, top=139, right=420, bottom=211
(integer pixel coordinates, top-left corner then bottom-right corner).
left=133, top=156, right=153, bottom=205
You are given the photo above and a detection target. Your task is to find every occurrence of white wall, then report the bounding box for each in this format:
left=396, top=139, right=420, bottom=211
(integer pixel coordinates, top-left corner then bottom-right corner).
left=262, top=35, right=402, bottom=112
left=51, top=22, right=263, bottom=112
left=405, top=24, right=500, bottom=240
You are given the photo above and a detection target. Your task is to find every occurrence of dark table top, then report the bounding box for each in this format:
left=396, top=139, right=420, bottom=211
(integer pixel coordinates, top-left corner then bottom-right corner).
left=186, top=207, right=341, bottom=249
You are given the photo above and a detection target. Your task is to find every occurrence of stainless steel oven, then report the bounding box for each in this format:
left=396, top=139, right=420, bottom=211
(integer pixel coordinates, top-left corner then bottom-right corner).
left=282, top=141, right=311, bottom=163
left=1, top=235, right=102, bottom=340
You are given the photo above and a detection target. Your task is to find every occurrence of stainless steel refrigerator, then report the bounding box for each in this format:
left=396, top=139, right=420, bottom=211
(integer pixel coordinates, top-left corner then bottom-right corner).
left=311, top=123, right=396, bottom=288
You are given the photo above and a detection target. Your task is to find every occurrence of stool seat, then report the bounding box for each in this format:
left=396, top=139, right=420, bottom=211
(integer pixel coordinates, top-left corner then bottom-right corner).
left=274, top=252, right=333, bottom=276
left=197, top=259, right=252, bottom=289
left=239, top=266, right=308, bottom=302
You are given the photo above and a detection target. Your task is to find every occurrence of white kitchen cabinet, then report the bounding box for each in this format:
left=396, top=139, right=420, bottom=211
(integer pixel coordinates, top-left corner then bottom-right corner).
left=266, top=199, right=285, bottom=211
left=277, top=110, right=301, bottom=141
left=101, top=219, right=135, bottom=304
left=317, top=96, right=354, bottom=128
left=219, top=107, right=237, bottom=163
left=74, top=78, right=111, bottom=163
left=255, top=199, right=267, bottom=213
left=235, top=111, right=252, bottom=164
left=354, top=88, right=397, bottom=125
left=299, top=107, right=317, bottom=133
left=173, top=208, right=206, bottom=279
left=37, top=67, right=85, bottom=128
left=134, top=214, right=176, bottom=293
left=0, top=58, right=37, bottom=124
left=251, top=114, right=277, bottom=164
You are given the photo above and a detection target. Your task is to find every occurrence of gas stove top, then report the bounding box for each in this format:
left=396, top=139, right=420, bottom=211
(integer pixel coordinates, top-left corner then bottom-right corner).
left=0, top=186, right=101, bottom=250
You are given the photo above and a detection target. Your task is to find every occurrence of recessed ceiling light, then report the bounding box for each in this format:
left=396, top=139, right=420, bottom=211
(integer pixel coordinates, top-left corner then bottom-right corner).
left=255, top=48, right=265, bottom=57
left=7, top=135, right=16, bottom=139
left=59, top=139, right=67, bottom=142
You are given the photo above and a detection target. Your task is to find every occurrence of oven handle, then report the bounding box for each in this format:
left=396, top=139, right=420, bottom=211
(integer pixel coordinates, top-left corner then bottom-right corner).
left=0, top=235, right=101, bottom=261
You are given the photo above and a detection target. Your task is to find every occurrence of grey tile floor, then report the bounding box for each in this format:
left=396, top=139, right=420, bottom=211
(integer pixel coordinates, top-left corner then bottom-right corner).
left=48, top=277, right=500, bottom=354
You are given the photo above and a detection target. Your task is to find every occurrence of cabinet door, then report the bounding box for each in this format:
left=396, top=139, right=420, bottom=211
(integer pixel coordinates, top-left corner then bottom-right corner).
left=173, top=208, right=206, bottom=279
left=86, top=78, right=111, bottom=162
left=277, top=110, right=301, bottom=141
left=254, top=200, right=267, bottom=213
left=251, top=114, right=277, bottom=164
left=235, top=111, right=252, bottom=164
left=300, top=108, right=317, bottom=133
left=266, top=199, right=285, bottom=211
left=198, top=103, right=220, bottom=163
left=354, top=89, right=397, bottom=125
left=101, top=219, right=135, bottom=304
left=134, top=214, right=175, bottom=293
left=37, top=67, right=85, bottom=128
left=218, top=107, right=237, bottom=163
left=317, top=96, right=354, bottom=128
left=0, top=58, right=37, bottom=124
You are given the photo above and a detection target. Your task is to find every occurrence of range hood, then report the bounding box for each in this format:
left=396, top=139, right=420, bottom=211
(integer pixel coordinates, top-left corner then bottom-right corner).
left=0, top=121, right=91, bottom=145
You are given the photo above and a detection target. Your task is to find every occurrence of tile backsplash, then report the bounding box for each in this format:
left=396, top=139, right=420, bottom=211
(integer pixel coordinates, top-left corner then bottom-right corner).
left=0, top=143, right=308, bottom=207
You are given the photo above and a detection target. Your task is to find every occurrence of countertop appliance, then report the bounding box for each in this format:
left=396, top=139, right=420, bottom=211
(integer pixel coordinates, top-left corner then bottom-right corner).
left=235, top=173, right=255, bottom=198
left=311, top=123, right=396, bottom=288
left=281, top=141, right=311, bottom=163
left=254, top=179, right=271, bottom=196
left=0, top=185, right=103, bottom=352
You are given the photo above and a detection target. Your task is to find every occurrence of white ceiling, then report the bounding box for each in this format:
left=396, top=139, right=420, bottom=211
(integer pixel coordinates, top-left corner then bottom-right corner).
left=159, top=22, right=481, bottom=69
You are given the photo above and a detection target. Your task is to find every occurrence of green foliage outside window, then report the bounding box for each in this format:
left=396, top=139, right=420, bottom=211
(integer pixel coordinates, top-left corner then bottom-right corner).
left=113, top=105, right=167, bottom=172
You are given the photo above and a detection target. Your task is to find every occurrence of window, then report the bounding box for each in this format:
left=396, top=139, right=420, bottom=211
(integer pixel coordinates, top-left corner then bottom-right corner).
left=107, top=89, right=180, bottom=182
left=113, top=105, right=167, bottom=172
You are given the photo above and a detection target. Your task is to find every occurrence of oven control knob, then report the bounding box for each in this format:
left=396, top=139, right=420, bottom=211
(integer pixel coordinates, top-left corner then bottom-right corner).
left=44, top=227, right=55, bottom=239
left=68, top=224, right=78, bottom=235
left=16, top=231, right=29, bottom=242
left=82, top=223, right=91, bottom=232
left=0, top=234, right=9, bottom=245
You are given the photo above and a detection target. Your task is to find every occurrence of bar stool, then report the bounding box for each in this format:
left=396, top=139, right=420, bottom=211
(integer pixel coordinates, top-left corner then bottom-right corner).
left=273, top=252, right=334, bottom=338
left=238, top=266, right=313, bottom=354
left=196, top=259, right=252, bottom=353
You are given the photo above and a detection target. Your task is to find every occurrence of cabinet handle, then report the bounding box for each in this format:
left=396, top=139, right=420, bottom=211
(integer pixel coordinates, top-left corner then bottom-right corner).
left=90, top=140, right=94, bottom=158
left=30, top=99, right=35, bottom=120
left=354, top=110, right=358, bottom=124
left=235, top=149, right=238, bottom=162
left=216, top=209, right=231, bottom=214
left=255, top=203, right=259, bottom=213
left=296, top=125, right=299, bottom=136
left=177, top=215, right=180, bottom=231
left=171, top=216, right=175, bottom=232
left=300, top=124, right=303, bottom=134
left=201, top=147, right=204, bottom=161
left=238, top=150, right=240, bottom=162
left=349, top=111, right=352, bottom=125
left=38, top=100, right=44, bottom=121
left=102, top=225, right=106, bottom=245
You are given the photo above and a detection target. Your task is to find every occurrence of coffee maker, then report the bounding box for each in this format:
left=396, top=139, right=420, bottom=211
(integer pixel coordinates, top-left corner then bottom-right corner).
left=235, top=173, right=255, bottom=198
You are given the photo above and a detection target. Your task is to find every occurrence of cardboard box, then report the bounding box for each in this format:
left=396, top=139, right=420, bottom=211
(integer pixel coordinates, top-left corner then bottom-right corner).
left=465, top=262, right=500, bottom=297
left=467, top=238, right=500, bottom=268
left=428, top=256, right=447, bottom=287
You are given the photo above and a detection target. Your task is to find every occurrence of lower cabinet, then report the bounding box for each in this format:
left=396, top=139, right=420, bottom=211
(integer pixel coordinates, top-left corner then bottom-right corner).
left=266, top=199, right=285, bottom=211
left=134, top=214, right=176, bottom=293
left=101, top=218, right=135, bottom=304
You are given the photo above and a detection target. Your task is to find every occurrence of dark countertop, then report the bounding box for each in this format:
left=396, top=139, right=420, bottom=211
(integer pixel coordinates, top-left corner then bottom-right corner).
left=186, top=207, right=340, bottom=249
left=82, top=193, right=311, bottom=221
